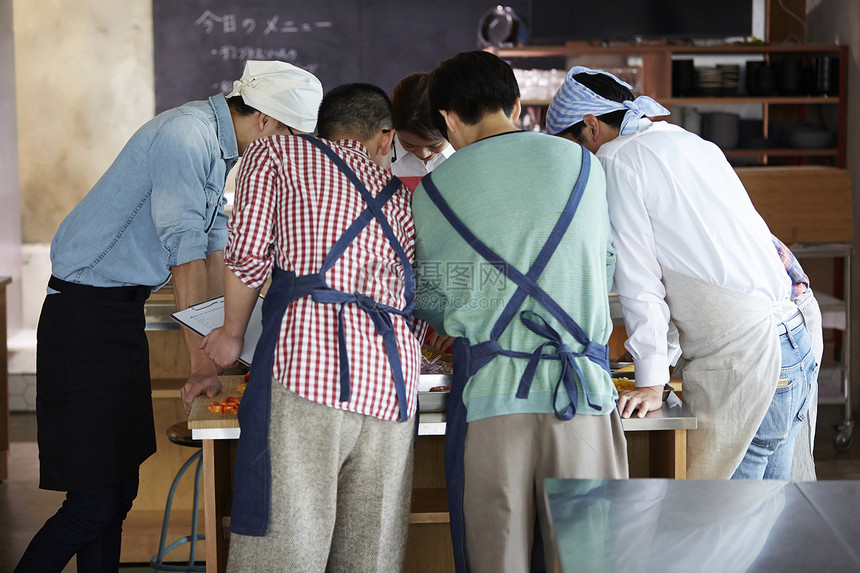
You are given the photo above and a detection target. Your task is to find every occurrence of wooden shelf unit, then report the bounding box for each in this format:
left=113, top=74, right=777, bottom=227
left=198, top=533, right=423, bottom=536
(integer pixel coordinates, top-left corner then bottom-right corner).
left=493, top=42, right=848, bottom=167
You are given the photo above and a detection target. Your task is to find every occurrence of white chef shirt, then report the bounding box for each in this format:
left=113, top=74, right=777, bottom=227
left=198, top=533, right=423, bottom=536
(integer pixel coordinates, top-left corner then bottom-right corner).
left=598, top=120, right=794, bottom=388
left=391, top=142, right=455, bottom=179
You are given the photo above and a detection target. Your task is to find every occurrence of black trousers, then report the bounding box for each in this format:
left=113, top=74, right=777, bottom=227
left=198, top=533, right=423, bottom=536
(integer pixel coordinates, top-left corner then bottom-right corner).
left=14, top=473, right=140, bottom=573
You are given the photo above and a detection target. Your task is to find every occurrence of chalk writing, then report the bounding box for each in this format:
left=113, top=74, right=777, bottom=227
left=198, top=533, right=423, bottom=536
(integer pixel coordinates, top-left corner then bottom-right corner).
left=209, top=44, right=319, bottom=75
left=194, top=10, right=220, bottom=33
left=210, top=45, right=307, bottom=65
left=196, top=10, right=333, bottom=35
left=222, top=14, right=236, bottom=33
left=156, top=0, right=534, bottom=114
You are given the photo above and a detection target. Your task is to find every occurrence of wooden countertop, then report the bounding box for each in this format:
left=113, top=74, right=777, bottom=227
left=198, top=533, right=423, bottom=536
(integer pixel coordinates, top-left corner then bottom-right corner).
left=187, top=375, right=245, bottom=430
left=189, top=381, right=695, bottom=440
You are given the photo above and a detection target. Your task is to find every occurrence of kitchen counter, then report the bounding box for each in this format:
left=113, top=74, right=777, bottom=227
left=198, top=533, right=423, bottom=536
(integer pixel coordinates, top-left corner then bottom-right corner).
left=191, top=376, right=695, bottom=439
left=413, top=392, right=695, bottom=436
left=189, top=375, right=697, bottom=573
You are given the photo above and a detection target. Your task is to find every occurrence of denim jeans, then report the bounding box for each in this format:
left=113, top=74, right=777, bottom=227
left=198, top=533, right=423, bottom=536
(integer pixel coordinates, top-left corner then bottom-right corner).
left=732, top=313, right=816, bottom=480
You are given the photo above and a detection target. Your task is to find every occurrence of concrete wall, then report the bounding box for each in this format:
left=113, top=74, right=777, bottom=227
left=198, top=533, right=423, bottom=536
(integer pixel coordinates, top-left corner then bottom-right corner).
left=13, top=0, right=154, bottom=244
left=8, top=0, right=154, bottom=408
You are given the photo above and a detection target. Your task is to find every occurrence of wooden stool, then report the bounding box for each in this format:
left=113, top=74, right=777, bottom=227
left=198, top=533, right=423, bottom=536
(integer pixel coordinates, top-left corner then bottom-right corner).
left=150, top=422, right=205, bottom=572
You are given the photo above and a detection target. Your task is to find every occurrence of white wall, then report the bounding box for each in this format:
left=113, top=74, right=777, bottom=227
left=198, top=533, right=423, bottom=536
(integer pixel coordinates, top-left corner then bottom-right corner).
left=2, top=0, right=25, bottom=409
left=1, top=0, right=23, bottom=335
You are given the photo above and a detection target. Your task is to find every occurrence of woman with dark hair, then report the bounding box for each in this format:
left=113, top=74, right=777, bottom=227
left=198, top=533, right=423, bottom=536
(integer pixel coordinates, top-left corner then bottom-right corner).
left=390, top=73, right=454, bottom=191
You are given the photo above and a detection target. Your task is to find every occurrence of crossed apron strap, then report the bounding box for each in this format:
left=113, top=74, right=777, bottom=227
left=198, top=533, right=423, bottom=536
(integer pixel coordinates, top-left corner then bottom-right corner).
left=422, top=150, right=608, bottom=420
left=296, top=135, right=414, bottom=421
left=433, top=149, right=608, bottom=572
left=301, top=135, right=416, bottom=312
left=231, top=139, right=416, bottom=536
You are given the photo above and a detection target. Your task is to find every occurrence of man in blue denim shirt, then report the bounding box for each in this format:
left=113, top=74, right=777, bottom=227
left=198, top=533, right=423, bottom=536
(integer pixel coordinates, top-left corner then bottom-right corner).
left=15, top=61, right=323, bottom=573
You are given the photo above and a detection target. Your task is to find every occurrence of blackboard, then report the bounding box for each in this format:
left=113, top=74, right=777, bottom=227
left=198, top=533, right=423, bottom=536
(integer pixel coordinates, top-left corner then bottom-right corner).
left=153, top=0, right=531, bottom=114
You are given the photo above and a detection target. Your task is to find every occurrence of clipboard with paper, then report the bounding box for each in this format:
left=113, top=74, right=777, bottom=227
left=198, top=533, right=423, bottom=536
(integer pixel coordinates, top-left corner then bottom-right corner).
left=171, top=295, right=264, bottom=366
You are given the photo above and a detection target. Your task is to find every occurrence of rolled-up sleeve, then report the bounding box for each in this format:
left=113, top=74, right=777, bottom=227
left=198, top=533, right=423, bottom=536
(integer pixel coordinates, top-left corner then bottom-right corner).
left=149, top=116, right=215, bottom=268
left=226, top=139, right=278, bottom=289
left=207, top=194, right=229, bottom=255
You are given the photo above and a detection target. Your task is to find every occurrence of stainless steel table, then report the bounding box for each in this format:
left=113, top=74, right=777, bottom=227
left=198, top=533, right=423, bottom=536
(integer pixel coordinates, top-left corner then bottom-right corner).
left=544, top=478, right=860, bottom=572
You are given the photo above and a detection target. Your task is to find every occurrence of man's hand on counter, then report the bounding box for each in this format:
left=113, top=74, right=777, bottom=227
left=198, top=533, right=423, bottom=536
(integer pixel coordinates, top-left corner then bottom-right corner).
left=616, top=386, right=664, bottom=418
left=180, top=373, right=223, bottom=414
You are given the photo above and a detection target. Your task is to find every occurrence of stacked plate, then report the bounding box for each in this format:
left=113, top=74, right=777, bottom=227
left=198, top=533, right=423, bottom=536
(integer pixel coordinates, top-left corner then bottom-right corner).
left=717, top=64, right=740, bottom=96
left=695, top=67, right=722, bottom=96
left=701, top=112, right=740, bottom=149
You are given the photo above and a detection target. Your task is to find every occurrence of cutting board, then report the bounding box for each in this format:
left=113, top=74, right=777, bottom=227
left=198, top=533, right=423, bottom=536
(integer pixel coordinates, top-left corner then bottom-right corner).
left=187, top=374, right=246, bottom=429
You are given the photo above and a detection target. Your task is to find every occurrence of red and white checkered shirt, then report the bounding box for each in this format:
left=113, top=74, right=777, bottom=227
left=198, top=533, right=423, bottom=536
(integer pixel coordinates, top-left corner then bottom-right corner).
left=226, top=136, right=421, bottom=421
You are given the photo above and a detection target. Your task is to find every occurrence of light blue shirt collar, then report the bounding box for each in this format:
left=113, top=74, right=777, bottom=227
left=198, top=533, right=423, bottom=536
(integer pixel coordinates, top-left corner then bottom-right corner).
left=211, top=93, right=239, bottom=162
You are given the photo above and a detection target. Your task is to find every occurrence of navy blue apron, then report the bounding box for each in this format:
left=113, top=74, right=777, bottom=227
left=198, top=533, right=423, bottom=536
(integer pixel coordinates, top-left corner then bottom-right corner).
left=230, top=135, right=415, bottom=536
left=37, top=278, right=155, bottom=491
left=422, top=150, right=609, bottom=571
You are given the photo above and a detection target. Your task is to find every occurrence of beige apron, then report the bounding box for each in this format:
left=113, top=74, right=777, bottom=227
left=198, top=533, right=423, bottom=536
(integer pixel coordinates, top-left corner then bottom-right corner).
left=663, top=268, right=783, bottom=479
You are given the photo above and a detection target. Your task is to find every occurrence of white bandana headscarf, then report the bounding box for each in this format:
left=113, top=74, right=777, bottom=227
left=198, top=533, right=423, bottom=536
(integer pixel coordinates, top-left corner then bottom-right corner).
left=228, top=60, right=323, bottom=132
left=545, top=66, right=670, bottom=136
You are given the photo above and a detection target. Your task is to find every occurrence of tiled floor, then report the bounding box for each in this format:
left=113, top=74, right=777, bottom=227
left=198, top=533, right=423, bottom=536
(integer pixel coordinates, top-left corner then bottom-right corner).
left=2, top=410, right=859, bottom=572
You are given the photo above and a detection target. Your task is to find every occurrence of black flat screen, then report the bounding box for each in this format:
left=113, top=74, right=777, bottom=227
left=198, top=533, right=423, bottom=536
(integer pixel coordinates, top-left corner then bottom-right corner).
left=529, top=0, right=754, bottom=44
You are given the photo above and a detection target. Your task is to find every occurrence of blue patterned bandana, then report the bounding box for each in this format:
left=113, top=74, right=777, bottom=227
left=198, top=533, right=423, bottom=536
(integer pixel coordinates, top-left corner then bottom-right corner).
left=545, top=66, right=670, bottom=136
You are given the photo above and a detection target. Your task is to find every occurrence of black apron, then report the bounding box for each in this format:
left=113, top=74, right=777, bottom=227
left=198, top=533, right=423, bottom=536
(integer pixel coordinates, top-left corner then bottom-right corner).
left=422, top=150, right=610, bottom=572
left=36, top=276, right=156, bottom=491
left=229, top=135, right=415, bottom=536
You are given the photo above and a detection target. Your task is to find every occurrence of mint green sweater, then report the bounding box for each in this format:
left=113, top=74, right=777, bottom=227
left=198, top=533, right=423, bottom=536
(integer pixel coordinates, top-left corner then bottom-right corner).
left=413, top=131, right=618, bottom=422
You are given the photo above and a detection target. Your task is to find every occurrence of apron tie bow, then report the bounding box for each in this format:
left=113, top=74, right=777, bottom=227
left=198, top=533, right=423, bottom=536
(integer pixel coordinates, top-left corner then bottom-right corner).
left=516, top=310, right=602, bottom=420
left=311, top=288, right=408, bottom=421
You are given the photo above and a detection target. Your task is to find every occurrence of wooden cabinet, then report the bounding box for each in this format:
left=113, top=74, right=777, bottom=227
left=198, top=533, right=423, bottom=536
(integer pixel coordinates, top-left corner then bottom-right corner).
left=491, top=42, right=847, bottom=167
